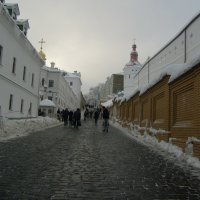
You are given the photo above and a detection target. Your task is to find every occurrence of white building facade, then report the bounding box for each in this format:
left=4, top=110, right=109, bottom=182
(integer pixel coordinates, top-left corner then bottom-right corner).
left=0, top=2, right=44, bottom=119
left=64, top=71, right=82, bottom=108
left=39, top=63, right=80, bottom=114
left=130, top=11, right=200, bottom=93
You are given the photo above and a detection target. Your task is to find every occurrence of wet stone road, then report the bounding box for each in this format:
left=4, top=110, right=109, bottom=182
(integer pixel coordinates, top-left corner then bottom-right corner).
left=0, top=120, right=200, bottom=200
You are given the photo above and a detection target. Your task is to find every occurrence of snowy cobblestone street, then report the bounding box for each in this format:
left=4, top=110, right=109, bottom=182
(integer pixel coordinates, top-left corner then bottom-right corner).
left=0, top=119, right=200, bottom=199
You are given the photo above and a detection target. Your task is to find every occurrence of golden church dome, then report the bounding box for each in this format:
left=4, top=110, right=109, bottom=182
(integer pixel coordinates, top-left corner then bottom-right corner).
left=39, top=50, right=46, bottom=61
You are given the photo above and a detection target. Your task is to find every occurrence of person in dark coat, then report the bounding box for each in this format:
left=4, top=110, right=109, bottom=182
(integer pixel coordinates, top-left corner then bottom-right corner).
left=57, top=109, right=61, bottom=121
left=73, top=108, right=81, bottom=128
left=84, top=108, right=89, bottom=121
left=68, top=110, right=74, bottom=126
left=94, top=109, right=99, bottom=125
left=63, top=108, right=69, bottom=126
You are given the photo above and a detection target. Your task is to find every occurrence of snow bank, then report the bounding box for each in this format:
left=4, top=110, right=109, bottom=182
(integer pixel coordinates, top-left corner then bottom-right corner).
left=110, top=120, right=200, bottom=175
left=0, top=117, right=60, bottom=141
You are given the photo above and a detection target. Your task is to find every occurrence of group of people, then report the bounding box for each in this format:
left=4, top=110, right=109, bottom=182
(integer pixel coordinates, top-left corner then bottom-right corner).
left=57, top=108, right=81, bottom=128
left=57, top=106, right=110, bottom=131
left=84, top=106, right=110, bottom=131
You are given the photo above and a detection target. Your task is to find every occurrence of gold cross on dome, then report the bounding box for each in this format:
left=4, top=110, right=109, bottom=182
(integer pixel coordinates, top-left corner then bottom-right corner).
left=133, top=38, right=136, bottom=44
left=39, top=38, right=45, bottom=51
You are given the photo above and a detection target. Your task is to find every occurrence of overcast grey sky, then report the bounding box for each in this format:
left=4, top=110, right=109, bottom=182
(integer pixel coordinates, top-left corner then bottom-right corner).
left=6, top=0, right=200, bottom=94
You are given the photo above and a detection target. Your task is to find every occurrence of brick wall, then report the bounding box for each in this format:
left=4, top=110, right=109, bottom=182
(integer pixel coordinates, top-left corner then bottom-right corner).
left=111, top=64, right=200, bottom=139
left=169, top=66, right=200, bottom=139
left=150, top=76, right=170, bottom=131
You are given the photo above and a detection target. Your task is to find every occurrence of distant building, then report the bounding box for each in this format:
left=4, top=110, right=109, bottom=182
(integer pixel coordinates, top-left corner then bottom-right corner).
left=110, top=74, right=124, bottom=94
left=64, top=71, right=82, bottom=109
left=123, top=43, right=142, bottom=96
left=85, top=86, right=101, bottom=108
left=99, top=74, right=124, bottom=102
left=0, top=2, right=44, bottom=119
left=85, top=74, right=123, bottom=105
left=39, top=62, right=80, bottom=114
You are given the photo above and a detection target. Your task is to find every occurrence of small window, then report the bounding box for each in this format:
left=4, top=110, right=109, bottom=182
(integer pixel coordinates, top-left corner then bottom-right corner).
left=13, top=12, right=17, bottom=20
left=48, top=96, right=53, bottom=100
left=49, top=80, right=54, bottom=87
left=70, top=81, right=73, bottom=86
left=23, top=66, right=26, bottom=81
left=17, top=24, right=23, bottom=31
left=31, top=73, right=34, bottom=87
left=9, top=94, right=13, bottom=110
left=29, top=103, right=32, bottom=115
left=0, top=45, right=3, bottom=65
left=41, top=78, right=45, bottom=86
left=7, top=8, right=12, bottom=16
left=12, top=57, right=16, bottom=74
left=20, top=99, right=24, bottom=113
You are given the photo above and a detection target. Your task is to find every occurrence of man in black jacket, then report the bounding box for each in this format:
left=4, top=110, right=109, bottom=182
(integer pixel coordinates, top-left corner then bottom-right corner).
left=73, top=108, right=81, bottom=128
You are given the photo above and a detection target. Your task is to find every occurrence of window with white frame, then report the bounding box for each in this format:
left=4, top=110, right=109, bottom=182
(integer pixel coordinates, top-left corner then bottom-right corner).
left=49, top=80, right=54, bottom=87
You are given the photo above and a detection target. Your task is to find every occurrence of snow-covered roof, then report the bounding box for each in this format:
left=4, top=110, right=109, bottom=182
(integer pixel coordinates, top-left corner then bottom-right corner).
left=101, top=99, right=113, bottom=108
left=124, top=60, right=142, bottom=68
left=40, top=99, right=56, bottom=107
left=42, top=65, right=61, bottom=72
left=4, top=3, right=20, bottom=16
left=64, top=72, right=80, bottom=78
left=16, top=19, right=30, bottom=27
left=120, top=55, right=200, bottom=102
left=42, top=66, right=81, bottom=80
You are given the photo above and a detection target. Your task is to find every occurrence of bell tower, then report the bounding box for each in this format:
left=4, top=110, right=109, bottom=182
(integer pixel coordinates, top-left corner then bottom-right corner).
left=130, top=39, right=138, bottom=62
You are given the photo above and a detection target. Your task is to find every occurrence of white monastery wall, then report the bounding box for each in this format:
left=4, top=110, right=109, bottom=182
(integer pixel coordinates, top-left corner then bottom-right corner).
left=0, top=5, right=43, bottom=118
left=134, top=13, right=200, bottom=90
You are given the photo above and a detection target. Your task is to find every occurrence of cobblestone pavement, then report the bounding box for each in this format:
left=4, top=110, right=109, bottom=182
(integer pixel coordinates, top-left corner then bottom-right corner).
left=0, top=119, right=200, bottom=200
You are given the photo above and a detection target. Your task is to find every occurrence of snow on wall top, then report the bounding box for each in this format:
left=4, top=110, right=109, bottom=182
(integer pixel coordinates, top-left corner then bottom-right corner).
left=100, top=55, right=200, bottom=108
left=127, top=55, right=200, bottom=101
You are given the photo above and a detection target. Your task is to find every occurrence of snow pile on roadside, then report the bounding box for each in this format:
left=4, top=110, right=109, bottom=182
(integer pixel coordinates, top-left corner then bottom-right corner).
left=110, top=121, right=200, bottom=171
left=0, top=117, right=60, bottom=141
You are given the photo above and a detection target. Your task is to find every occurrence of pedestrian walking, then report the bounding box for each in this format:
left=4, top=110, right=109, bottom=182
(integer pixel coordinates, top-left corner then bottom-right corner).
left=94, top=109, right=99, bottom=125
left=84, top=108, right=89, bottom=121
left=102, top=106, right=109, bottom=132
left=57, top=109, right=61, bottom=121
left=68, top=110, right=74, bottom=126
left=73, top=108, right=81, bottom=128
left=63, top=108, right=69, bottom=126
